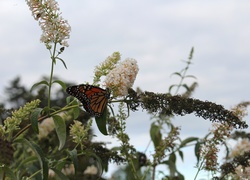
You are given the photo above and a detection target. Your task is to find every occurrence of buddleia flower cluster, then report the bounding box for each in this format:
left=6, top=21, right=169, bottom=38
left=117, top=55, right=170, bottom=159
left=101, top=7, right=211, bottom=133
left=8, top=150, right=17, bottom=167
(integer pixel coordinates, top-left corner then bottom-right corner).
left=0, top=99, right=41, bottom=140
left=104, top=58, right=139, bottom=97
left=93, top=52, right=121, bottom=84
left=69, top=120, right=92, bottom=149
left=25, top=0, right=71, bottom=47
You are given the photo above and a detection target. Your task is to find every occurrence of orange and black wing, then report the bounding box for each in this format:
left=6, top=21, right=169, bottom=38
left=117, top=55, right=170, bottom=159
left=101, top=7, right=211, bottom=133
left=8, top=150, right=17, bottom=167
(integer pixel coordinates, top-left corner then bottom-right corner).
left=66, top=84, right=110, bottom=117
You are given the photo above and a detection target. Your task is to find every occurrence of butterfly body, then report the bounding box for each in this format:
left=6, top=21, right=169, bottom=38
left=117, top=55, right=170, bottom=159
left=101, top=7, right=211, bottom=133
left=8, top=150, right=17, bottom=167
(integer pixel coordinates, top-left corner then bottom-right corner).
left=66, top=84, right=110, bottom=117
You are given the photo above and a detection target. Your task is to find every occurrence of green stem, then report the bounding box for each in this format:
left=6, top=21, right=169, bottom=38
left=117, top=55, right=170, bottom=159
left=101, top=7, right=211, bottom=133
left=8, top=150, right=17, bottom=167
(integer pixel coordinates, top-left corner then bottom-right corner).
left=174, top=47, right=194, bottom=95
left=194, top=158, right=205, bottom=180
left=47, top=42, right=57, bottom=112
left=12, top=104, right=78, bottom=140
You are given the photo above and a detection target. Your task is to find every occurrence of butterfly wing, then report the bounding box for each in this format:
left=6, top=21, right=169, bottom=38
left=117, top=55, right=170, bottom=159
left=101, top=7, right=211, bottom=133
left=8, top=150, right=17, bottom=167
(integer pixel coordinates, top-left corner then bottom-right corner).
left=86, top=87, right=110, bottom=117
left=66, top=84, right=110, bottom=117
left=66, top=85, right=84, bottom=100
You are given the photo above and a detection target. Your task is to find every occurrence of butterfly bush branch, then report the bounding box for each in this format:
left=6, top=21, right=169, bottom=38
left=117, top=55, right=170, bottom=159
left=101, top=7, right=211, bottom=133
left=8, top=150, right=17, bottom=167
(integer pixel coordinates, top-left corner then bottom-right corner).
left=140, top=92, right=248, bottom=129
left=26, top=0, right=71, bottom=111
left=115, top=102, right=138, bottom=179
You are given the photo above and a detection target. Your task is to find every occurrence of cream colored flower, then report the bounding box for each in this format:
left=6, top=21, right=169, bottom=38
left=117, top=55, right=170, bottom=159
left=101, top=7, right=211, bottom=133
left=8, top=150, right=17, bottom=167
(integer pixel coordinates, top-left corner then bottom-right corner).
left=26, top=0, right=71, bottom=46
left=230, top=138, right=250, bottom=158
left=104, top=58, right=139, bottom=97
left=83, top=165, right=98, bottom=175
left=235, top=164, right=250, bottom=179
left=38, top=117, right=55, bottom=139
left=61, top=164, right=75, bottom=176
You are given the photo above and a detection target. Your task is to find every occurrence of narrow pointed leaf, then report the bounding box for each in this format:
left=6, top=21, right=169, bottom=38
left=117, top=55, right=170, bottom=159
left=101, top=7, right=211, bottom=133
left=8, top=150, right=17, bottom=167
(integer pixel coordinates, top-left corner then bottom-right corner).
left=170, top=72, right=182, bottom=78
left=179, top=137, right=198, bottom=148
left=72, top=100, right=80, bottom=119
left=53, top=115, right=66, bottom=150
left=56, top=57, right=68, bottom=69
left=0, top=166, right=16, bottom=180
left=195, top=141, right=202, bottom=162
left=95, top=108, right=108, bottom=135
left=52, top=80, right=66, bottom=90
left=185, top=75, right=197, bottom=79
left=15, top=138, right=48, bottom=180
left=30, top=108, right=43, bottom=134
left=30, top=80, right=49, bottom=92
left=181, top=84, right=190, bottom=91
left=178, top=150, right=184, bottom=161
left=169, top=84, right=177, bottom=93
left=69, top=149, right=78, bottom=173
left=150, top=123, right=162, bottom=148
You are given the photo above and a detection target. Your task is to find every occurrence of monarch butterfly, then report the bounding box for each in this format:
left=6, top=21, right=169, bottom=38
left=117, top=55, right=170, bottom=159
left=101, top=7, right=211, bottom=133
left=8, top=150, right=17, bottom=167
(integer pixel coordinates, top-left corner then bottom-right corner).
left=66, top=84, right=110, bottom=117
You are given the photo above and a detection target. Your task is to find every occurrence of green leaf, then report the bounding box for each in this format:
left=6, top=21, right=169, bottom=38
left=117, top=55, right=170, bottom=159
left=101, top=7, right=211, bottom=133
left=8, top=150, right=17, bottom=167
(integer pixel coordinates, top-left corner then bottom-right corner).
left=72, top=100, right=80, bottom=119
left=52, top=80, right=66, bottom=90
left=56, top=57, right=68, bottom=69
left=185, top=75, right=197, bottom=79
left=179, top=137, right=199, bottom=148
left=0, top=166, right=16, bottom=180
left=42, top=106, right=51, bottom=114
left=177, top=170, right=185, bottom=180
left=95, top=108, right=108, bottom=135
left=72, top=107, right=80, bottom=119
left=30, top=80, right=49, bottom=92
left=16, top=156, right=38, bottom=170
left=189, top=47, right=194, bottom=60
left=170, top=72, right=182, bottom=78
left=51, top=168, right=69, bottom=180
left=150, top=123, right=162, bottom=148
left=195, top=141, right=202, bottom=162
left=68, top=149, right=78, bottom=173
left=168, top=153, right=177, bottom=177
left=66, top=96, right=72, bottom=104
left=30, top=108, right=43, bottom=134
left=178, top=150, right=184, bottom=161
left=15, top=138, right=48, bottom=180
left=168, top=84, right=177, bottom=93
left=52, top=115, right=66, bottom=150
left=181, top=84, right=190, bottom=91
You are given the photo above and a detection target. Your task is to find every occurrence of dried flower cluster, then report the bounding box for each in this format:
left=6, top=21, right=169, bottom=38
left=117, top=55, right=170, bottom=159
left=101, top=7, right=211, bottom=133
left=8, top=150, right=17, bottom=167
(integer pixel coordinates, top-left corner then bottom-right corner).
left=26, top=0, right=71, bottom=47
left=140, top=93, right=248, bottom=129
left=222, top=139, right=250, bottom=179
left=153, top=126, right=180, bottom=164
left=220, top=150, right=250, bottom=179
left=104, top=58, right=139, bottom=97
left=199, top=123, right=232, bottom=171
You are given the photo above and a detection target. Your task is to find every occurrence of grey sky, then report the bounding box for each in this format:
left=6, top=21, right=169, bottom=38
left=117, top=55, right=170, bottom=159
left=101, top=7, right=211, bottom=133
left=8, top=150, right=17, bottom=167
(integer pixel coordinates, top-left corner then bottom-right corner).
left=1, top=0, right=250, bottom=178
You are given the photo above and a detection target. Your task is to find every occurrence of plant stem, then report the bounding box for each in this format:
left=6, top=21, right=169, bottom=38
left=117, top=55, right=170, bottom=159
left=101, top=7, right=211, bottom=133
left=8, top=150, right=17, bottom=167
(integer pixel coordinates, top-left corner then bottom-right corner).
left=174, top=47, right=194, bottom=95
left=47, top=42, right=57, bottom=112
left=194, top=158, right=205, bottom=180
left=12, top=104, right=78, bottom=140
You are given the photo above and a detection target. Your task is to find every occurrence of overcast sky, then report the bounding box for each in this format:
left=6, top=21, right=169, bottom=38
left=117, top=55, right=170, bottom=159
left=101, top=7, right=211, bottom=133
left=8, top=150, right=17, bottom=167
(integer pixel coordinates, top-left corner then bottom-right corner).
left=1, top=0, right=250, bottom=179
